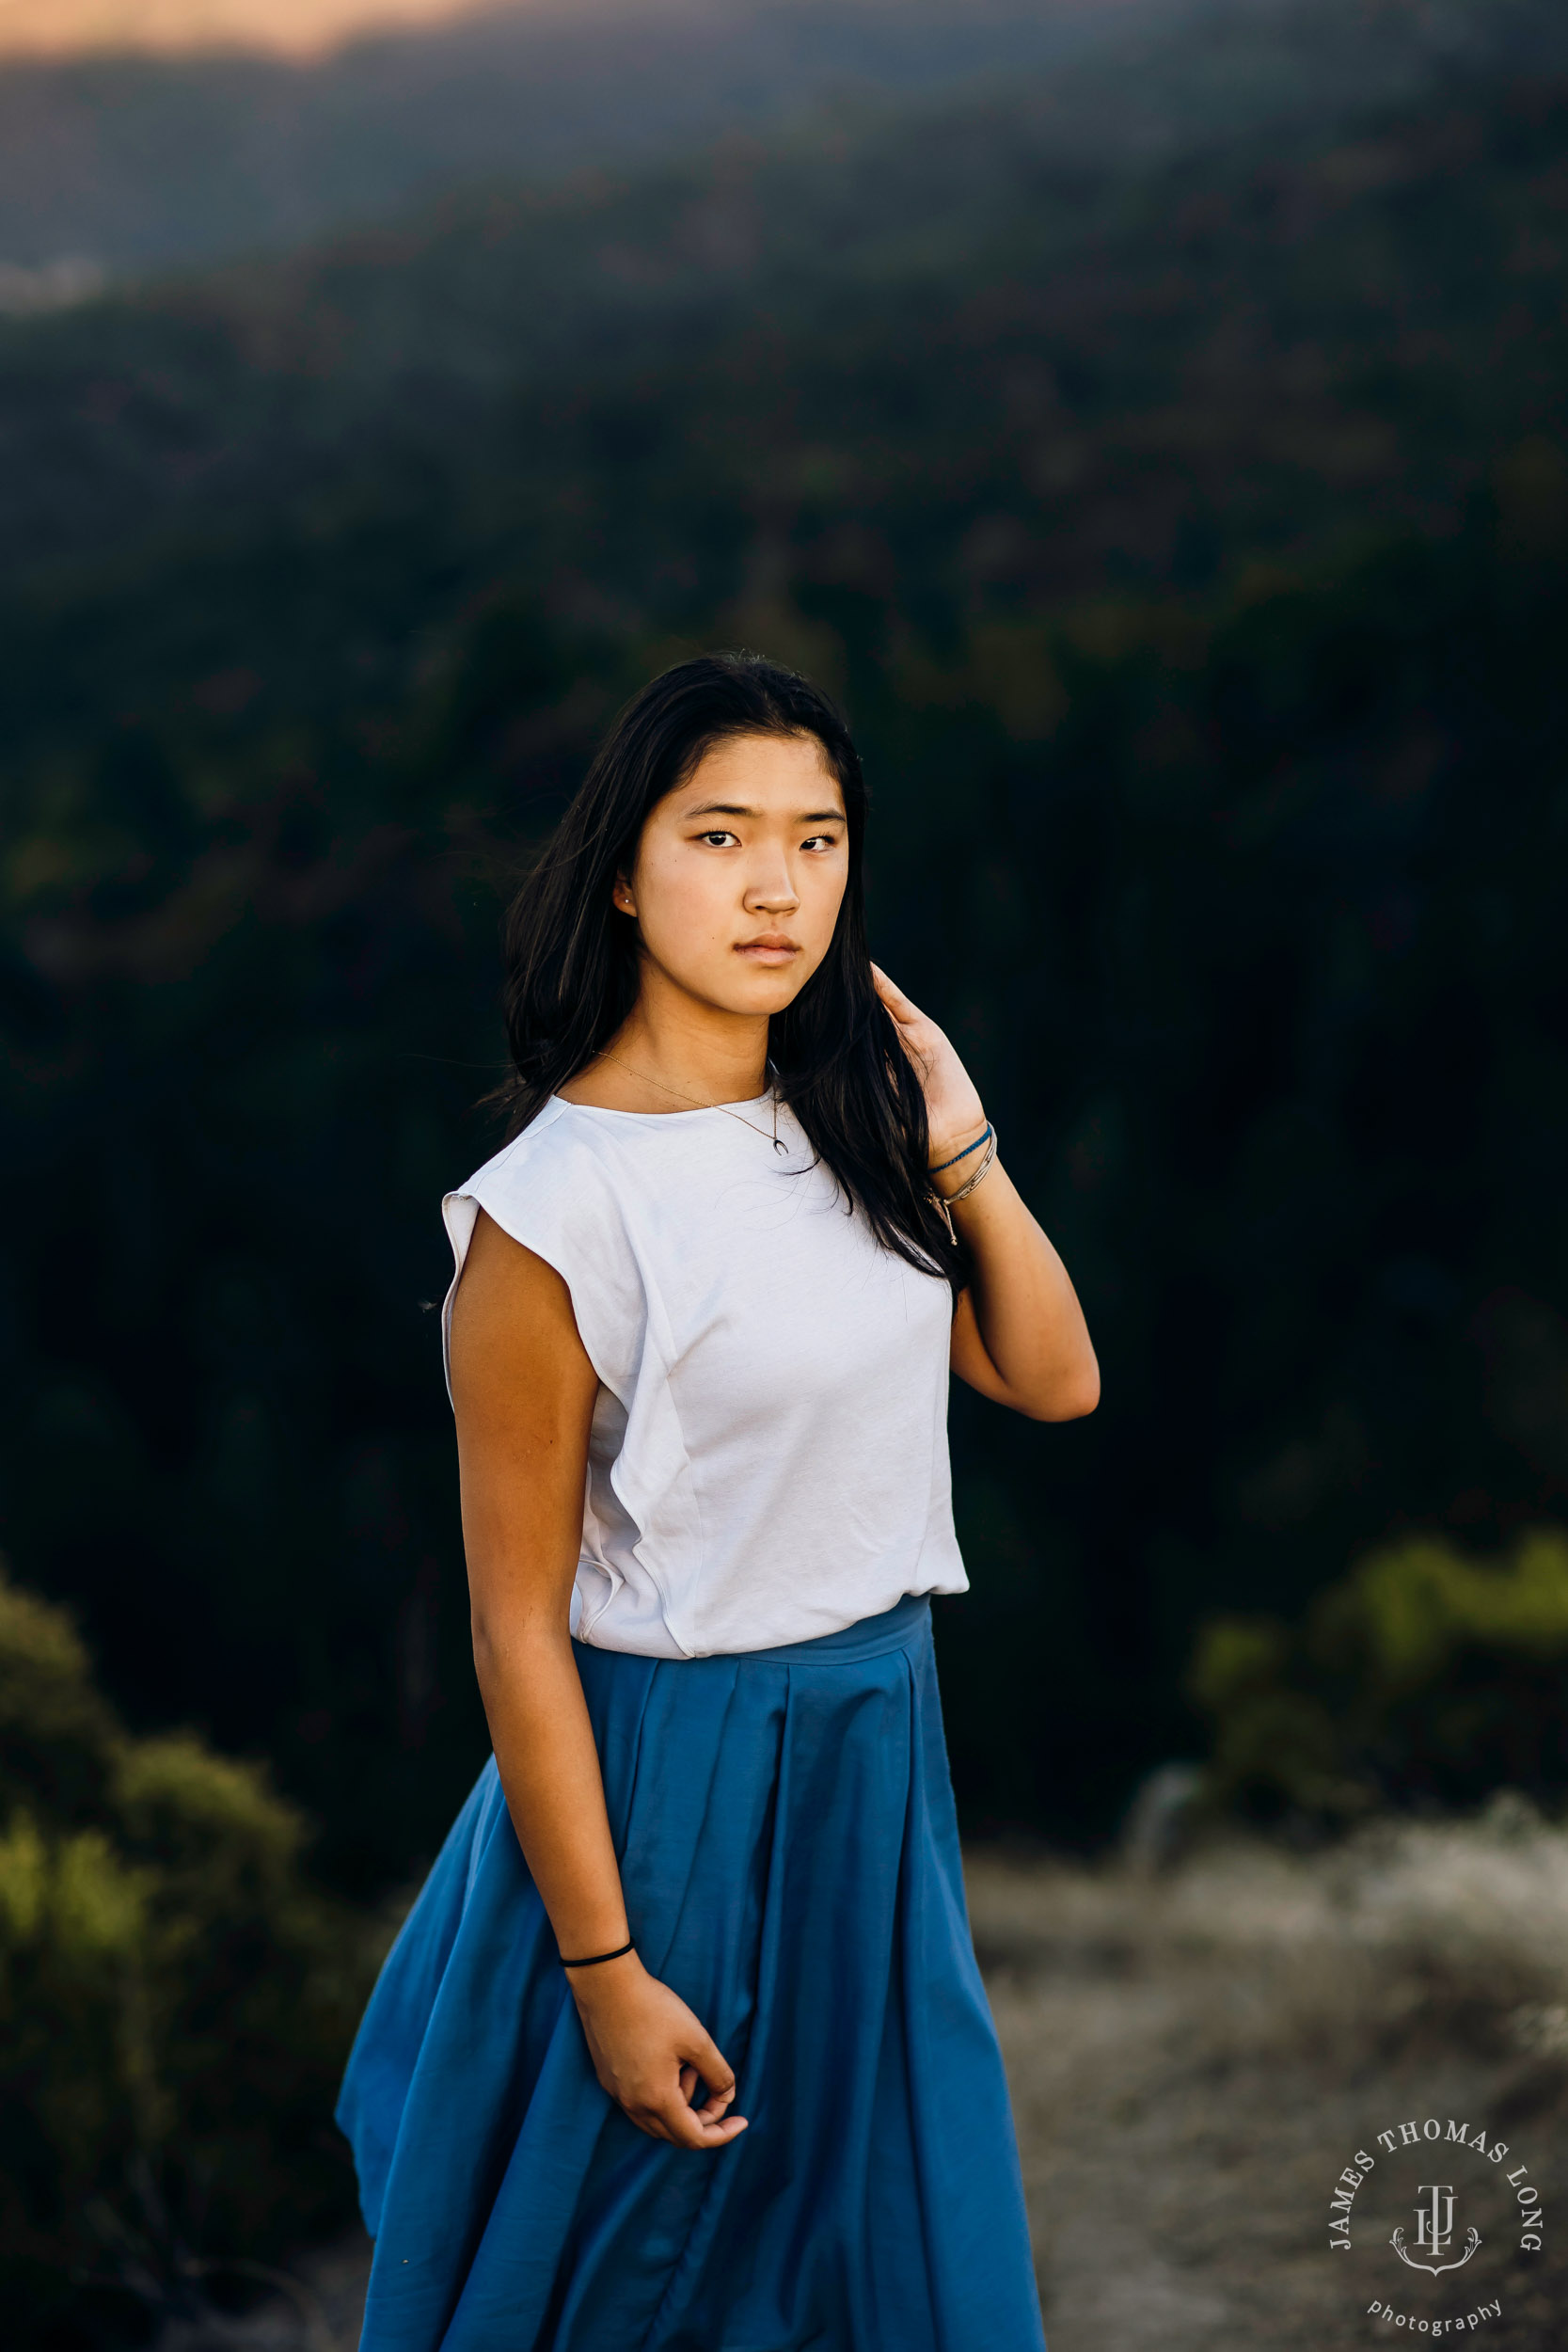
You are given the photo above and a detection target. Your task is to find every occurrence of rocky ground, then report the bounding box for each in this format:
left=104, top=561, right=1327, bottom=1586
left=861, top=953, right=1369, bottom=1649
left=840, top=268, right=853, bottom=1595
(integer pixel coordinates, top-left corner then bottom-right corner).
left=162, top=1804, right=1568, bottom=2351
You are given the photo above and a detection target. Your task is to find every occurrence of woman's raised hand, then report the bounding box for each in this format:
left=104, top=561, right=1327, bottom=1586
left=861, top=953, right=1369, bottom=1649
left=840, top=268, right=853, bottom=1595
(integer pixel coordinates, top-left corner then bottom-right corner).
left=871, top=963, right=987, bottom=1166
left=569, top=1955, right=749, bottom=2150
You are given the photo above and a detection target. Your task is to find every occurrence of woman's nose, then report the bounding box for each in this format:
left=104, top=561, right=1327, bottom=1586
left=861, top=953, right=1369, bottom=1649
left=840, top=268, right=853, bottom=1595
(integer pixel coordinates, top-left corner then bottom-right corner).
left=744, top=867, right=800, bottom=914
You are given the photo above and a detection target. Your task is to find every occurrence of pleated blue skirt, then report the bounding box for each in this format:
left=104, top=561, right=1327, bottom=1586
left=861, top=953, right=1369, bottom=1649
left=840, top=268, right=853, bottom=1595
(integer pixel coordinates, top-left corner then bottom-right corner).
left=337, top=1594, right=1047, bottom=2351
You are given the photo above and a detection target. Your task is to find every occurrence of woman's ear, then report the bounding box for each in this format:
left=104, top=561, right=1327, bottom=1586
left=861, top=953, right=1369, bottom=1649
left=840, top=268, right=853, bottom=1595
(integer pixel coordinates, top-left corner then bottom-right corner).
left=612, top=875, right=637, bottom=916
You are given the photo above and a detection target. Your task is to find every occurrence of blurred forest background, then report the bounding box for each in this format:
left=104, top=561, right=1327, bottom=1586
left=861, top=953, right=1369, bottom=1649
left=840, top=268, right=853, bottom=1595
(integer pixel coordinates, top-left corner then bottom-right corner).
left=4, top=0, right=1568, bottom=2335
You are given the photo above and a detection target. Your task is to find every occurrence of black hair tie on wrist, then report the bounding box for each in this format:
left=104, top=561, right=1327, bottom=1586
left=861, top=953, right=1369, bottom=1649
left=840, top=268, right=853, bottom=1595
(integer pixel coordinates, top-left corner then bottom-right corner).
left=560, top=1938, right=635, bottom=1969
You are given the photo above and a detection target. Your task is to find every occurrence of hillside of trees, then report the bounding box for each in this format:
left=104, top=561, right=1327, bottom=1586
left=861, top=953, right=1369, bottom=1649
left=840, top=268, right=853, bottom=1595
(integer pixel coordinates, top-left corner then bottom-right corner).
left=0, top=0, right=1200, bottom=278
left=8, top=0, right=1562, bottom=282
left=2, top=0, right=1567, bottom=1902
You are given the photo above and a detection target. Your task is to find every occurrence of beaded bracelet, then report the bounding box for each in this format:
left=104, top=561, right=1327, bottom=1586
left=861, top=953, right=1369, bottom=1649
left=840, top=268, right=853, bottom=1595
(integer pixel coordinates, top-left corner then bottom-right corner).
left=931, top=1125, right=999, bottom=1240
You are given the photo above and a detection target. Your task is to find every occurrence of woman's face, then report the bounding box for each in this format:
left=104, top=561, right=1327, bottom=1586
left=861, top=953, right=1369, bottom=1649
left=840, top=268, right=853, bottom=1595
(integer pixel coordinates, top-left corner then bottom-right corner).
left=617, top=731, right=849, bottom=1019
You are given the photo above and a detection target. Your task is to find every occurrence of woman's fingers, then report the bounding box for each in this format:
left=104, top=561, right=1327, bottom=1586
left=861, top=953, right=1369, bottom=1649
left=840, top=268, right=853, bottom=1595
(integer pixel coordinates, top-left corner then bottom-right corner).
left=627, top=2078, right=749, bottom=2150
left=871, top=962, right=946, bottom=1068
left=677, top=2023, right=736, bottom=2108
left=649, top=2096, right=750, bottom=2150
left=678, top=2063, right=734, bottom=2122
left=641, top=2026, right=746, bottom=2149
left=575, top=1967, right=749, bottom=2152
left=870, top=963, right=930, bottom=1070
left=870, top=961, right=919, bottom=1023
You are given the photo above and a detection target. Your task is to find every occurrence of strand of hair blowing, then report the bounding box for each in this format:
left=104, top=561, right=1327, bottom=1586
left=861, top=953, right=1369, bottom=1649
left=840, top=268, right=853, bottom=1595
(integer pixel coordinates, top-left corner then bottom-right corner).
left=492, top=651, right=967, bottom=1296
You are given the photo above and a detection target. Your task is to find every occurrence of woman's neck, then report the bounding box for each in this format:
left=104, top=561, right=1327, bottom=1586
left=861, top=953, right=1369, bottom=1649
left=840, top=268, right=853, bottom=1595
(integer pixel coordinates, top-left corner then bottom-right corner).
left=560, top=995, right=770, bottom=1116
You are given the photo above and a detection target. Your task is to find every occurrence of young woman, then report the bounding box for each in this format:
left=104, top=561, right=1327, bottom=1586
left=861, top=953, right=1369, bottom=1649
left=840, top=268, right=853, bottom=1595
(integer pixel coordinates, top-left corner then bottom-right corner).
left=338, top=652, right=1098, bottom=2350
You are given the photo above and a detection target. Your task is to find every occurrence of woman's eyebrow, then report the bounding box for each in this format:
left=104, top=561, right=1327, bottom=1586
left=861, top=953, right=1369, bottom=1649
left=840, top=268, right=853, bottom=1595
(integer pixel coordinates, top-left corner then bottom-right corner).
left=681, top=801, right=846, bottom=822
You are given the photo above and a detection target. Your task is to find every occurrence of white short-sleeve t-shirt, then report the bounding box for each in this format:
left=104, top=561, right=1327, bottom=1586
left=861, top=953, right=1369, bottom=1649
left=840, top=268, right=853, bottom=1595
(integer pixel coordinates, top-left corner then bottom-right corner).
left=441, top=1091, right=967, bottom=1658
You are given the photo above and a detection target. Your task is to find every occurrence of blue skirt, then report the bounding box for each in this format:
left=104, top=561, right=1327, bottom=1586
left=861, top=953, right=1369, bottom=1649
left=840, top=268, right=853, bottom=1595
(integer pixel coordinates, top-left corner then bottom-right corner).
left=337, top=1594, right=1047, bottom=2351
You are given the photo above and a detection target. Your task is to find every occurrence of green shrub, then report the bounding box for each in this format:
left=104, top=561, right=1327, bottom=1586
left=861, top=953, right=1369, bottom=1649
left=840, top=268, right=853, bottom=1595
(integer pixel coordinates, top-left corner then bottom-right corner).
left=0, top=1579, right=119, bottom=1829
left=1189, top=1529, right=1568, bottom=1823
left=0, top=1564, right=371, bottom=2341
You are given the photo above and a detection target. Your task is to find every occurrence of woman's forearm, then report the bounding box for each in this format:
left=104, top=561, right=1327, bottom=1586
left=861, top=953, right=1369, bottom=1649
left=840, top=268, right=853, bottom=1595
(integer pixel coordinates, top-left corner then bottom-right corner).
left=940, top=1137, right=1100, bottom=1421
left=870, top=967, right=1098, bottom=1423
left=473, top=1605, right=631, bottom=1961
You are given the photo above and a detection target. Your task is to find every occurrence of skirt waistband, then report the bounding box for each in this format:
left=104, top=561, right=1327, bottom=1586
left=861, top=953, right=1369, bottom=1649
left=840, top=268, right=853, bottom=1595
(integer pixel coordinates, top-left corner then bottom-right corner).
left=720, top=1590, right=931, bottom=1667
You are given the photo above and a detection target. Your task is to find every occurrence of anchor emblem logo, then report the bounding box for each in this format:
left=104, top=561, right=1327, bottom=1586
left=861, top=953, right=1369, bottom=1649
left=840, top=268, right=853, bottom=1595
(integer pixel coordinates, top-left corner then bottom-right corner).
left=1390, top=2185, right=1481, bottom=2277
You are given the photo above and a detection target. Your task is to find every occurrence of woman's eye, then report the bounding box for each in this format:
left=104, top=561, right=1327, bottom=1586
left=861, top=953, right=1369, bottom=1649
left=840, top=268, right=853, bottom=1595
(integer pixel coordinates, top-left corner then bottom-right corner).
left=698, top=830, right=737, bottom=848
left=801, top=834, right=842, bottom=852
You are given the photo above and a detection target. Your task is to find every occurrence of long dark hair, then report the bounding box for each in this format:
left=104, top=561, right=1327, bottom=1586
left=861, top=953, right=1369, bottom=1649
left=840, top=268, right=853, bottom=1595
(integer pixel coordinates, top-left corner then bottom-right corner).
left=494, top=649, right=965, bottom=1294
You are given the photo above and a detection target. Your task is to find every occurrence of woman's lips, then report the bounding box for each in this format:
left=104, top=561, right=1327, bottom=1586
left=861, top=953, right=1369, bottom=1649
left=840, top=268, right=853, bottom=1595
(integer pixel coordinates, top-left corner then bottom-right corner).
left=735, top=936, right=800, bottom=964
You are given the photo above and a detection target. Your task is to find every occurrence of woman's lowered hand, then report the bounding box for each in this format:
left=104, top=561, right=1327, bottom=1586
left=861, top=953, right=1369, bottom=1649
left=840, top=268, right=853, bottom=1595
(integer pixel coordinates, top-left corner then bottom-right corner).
left=568, top=1953, right=749, bottom=2150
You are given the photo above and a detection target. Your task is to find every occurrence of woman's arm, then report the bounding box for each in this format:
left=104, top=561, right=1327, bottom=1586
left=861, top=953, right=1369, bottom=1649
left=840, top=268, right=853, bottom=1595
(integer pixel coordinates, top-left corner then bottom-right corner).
left=872, top=967, right=1100, bottom=1422
left=449, top=1208, right=748, bottom=2149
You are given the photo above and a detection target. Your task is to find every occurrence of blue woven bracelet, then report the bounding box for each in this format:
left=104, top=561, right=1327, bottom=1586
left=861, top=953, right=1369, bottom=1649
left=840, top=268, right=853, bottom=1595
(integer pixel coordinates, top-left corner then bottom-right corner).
left=929, top=1123, right=991, bottom=1176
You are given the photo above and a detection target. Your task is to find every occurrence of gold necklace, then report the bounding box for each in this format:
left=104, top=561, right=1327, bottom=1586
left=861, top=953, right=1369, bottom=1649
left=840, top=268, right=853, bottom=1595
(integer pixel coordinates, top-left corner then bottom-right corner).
left=592, top=1051, right=782, bottom=1146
